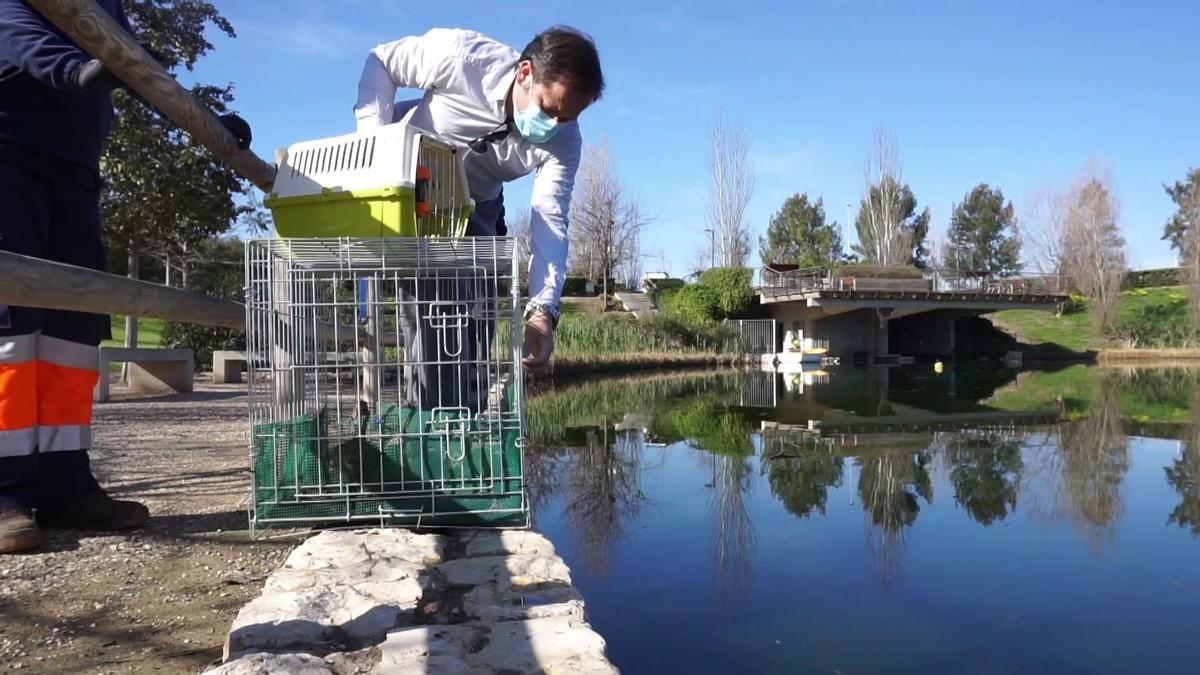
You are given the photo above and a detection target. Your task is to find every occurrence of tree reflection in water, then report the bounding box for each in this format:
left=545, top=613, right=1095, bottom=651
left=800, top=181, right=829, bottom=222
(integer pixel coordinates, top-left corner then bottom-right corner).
left=1023, top=374, right=1130, bottom=553
left=563, top=426, right=650, bottom=579
left=1166, top=389, right=1200, bottom=535
left=708, top=452, right=757, bottom=598
left=948, top=435, right=1023, bottom=525
left=857, top=451, right=934, bottom=583
left=762, top=435, right=844, bottom=518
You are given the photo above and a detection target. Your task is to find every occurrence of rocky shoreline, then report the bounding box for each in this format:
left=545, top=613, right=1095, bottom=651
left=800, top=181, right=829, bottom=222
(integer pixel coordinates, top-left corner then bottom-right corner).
left=211, top=528, right=616, bottom=674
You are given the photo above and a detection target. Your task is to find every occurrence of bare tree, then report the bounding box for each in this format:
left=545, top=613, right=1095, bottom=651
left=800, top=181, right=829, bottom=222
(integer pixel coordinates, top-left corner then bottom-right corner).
left=706, top=111, right=756, bottom=268
left=1021, top=184, right=1069, bottom=277
left=615, top=225, right=644, bottom=290
left=568, top=138, right=651, bottom=300
left=858, top=128, right=912, bottom=266
left=1061, top=167, right=1127, bottom=332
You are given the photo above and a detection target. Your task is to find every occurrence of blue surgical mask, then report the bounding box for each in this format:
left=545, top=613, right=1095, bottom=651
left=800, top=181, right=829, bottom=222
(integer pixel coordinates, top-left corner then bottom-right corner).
left=514, top=74, right=560, bottom=144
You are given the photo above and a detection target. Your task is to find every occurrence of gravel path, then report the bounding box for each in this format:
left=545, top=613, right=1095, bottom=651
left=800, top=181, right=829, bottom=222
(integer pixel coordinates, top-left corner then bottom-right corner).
left=0, top=384, right=294, bottom=674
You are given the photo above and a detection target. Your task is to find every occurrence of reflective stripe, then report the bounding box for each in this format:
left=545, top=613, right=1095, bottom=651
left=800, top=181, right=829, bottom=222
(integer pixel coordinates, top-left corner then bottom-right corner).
left=0, top=426, right=37, bottom=457
left=38, top=361, right=98, bottom=427
left=0, top=334, right=36, bottom=365
left=38, top=424, right=91, bottom=452
left=0, top=361, right=37, bottom=431
left=37, top=334, right=98, bottom=371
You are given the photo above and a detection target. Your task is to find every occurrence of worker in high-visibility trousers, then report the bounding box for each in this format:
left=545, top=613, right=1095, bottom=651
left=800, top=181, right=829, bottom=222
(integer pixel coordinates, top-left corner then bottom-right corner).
left=0, top=0, right=251, bottom=553
left=354, top=26, right=605, bottom=390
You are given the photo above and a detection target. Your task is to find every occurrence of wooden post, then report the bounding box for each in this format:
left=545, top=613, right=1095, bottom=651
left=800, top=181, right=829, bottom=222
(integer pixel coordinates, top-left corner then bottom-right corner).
left=27, top=0, right=277, bottom=192
left=125, top=232, right=140, bottom=348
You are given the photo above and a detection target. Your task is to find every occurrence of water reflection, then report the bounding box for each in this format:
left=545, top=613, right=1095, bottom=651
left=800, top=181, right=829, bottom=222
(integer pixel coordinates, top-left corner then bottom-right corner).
left=947, top=434, right=1022, bottom=525
left=1166, top=389, right=1200, bottom=535
left=527, top=365, right=1200, bottom=585
left=707, top=453, right=757, bottom=595
left=552, top=426, right=649, bottom=579
left=1058, top=375, right=1130, bottom=551
left=761, top=436, right=843, bottom=519
left=526, top=365, right=1200, bottom=673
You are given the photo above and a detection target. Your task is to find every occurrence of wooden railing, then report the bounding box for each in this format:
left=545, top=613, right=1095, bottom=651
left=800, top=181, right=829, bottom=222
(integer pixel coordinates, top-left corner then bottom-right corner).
left=0, top=250, right=243, bottom=328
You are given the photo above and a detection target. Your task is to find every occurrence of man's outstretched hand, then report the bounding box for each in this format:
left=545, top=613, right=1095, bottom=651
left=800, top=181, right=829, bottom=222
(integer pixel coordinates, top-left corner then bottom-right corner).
left=522, top=311, right=555, bottom=374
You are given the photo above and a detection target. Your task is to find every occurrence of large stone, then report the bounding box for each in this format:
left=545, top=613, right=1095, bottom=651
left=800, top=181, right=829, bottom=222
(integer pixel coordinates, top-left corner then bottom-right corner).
left=379, top=618, right=616, bottom=675
left=438, top=553, right=572, bottom=588
left=225, top=530, right=445, bottom=659
left=462, top=580, right=585, bottom=623
left=281, top=529, right=446, bottom=573
left=208, top=652, right=334, bottom=675
left=462, top=529, right=559, bottom=559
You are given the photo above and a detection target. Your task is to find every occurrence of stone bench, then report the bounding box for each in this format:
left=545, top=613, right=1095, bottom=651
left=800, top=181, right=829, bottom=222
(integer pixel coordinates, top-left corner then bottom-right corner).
left=94, top=347, right=194, bottom=402
left=212, top=350, right=247, bottom=384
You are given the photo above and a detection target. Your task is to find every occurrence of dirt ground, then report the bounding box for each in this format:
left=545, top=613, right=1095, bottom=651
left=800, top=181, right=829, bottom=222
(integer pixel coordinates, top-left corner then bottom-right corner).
left=0, top=383, right=298, bottom=674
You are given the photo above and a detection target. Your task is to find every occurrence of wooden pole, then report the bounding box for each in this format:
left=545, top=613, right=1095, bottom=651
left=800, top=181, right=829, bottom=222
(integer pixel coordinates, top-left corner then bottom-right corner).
left=0, top=250, right=243, bottom=329
left=27, top=0, right=277, bottom=192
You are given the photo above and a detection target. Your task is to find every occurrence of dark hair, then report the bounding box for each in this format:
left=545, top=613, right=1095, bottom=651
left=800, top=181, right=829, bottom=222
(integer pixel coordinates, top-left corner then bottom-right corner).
left=519, top=26, right=604, bottom=103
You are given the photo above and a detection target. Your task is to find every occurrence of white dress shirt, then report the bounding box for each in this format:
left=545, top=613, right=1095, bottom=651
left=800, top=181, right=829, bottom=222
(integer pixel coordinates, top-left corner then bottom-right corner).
left=354, top=27, right=579, bottom=313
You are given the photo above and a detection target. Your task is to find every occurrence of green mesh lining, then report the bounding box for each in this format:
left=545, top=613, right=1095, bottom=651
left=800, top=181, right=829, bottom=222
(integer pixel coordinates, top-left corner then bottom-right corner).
left=251, top=403, right=525, bottom=529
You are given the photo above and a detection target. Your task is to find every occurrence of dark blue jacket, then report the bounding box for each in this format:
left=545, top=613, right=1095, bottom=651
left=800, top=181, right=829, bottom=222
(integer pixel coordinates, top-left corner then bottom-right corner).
left=0, top=0, right=131, bottom=171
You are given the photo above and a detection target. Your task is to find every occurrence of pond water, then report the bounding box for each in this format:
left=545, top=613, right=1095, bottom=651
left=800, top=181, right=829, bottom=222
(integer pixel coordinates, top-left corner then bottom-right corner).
left=525, top=364, right=1200, bottom=675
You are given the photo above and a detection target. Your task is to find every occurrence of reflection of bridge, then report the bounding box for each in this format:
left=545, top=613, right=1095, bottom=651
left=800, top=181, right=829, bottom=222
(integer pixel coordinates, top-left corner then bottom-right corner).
left=759, top=412, right=1060, bottom=451
left=755, top=266, right=1069, bottom=360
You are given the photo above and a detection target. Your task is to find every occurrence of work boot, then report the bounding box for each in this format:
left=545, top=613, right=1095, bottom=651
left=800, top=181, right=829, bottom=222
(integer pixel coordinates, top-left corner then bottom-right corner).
left=0, top=507, right=45, bottom=554
left=38, top=491, right=149, bottom=531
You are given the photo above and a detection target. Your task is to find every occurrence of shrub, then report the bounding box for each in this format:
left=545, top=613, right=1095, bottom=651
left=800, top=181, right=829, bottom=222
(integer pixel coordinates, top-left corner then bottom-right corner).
left=647, top=278, right=684, bottom=308
left=1061, top=293, right=1088, bottom=315
left=1122, top=267, right=1183, bottom=290
left=663, top=284, right=719, bottom=324
left=698, top=267, right=753, bottom=318
left=1109, top=296, right=1198, bottom=347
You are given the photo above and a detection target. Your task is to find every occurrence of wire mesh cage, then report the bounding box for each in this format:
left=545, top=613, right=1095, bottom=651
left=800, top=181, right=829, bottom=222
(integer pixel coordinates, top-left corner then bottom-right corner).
left=244, top=237, right=526, bottom=533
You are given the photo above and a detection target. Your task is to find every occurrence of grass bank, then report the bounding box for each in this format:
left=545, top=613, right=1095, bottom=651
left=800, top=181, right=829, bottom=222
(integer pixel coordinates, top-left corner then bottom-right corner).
left=102, top=315, right=166, bottom=349
left=990, top=286, right=1198, bottom=357
left=549, top=302, right=743, bottom=375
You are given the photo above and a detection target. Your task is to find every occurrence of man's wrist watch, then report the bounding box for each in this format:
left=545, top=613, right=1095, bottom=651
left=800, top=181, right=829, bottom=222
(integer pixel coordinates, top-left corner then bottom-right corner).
left=524, top=303, right=559, bottom=329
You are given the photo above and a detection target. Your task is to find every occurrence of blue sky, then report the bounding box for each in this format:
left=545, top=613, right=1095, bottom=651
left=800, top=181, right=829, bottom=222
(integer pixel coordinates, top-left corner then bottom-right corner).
left=187, top=0, right=1198, bottom=274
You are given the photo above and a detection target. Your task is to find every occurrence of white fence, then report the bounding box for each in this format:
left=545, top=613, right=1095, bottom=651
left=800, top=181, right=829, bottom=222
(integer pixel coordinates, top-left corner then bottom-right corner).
left=725, top=319, right=776, bottom=354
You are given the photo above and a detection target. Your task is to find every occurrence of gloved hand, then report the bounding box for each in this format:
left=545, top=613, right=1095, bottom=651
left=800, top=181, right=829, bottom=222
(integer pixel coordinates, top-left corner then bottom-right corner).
left=73, top=58, right=122, bottom=93
left=218, top=113, right=252, bottom=151
left=522, top=309, right=556, bottom=374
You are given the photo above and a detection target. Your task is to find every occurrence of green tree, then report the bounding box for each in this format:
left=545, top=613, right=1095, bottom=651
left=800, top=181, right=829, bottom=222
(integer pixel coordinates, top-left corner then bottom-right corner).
left=1162, top=168, right=1200, bottom=258
left=101, top=0, right=251, bottom=347
left=853, top=178, right=931, bottom=267
left=944, top=184, right=1022, bottom=276
left=758, top=194, right=843, bottom=268
left=1162, top=168, right=1200, bottom=328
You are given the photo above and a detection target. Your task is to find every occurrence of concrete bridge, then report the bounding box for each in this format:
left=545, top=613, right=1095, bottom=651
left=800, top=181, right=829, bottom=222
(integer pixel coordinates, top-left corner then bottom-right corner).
left=755, top=266, right=1068, bottom=360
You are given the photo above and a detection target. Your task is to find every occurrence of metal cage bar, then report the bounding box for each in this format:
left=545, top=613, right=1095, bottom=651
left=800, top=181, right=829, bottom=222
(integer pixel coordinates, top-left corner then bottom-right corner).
left=245, top=237, right=527, bottom=533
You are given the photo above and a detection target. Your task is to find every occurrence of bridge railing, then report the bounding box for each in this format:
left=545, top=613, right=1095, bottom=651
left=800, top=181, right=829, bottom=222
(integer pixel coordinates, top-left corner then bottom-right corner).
left=759, top=267, right=1068, bottom=296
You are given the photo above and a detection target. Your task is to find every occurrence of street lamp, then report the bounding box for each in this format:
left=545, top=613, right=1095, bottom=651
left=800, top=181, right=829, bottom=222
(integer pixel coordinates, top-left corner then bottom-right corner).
left=703, top=228, right=715, bottom=269
left=844, top=202, right=853, bottom=256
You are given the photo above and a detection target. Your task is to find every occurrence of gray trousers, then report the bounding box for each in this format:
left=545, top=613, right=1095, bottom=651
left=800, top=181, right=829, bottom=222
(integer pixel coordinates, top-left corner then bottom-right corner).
left=399, top=192, right=504, bottom=412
